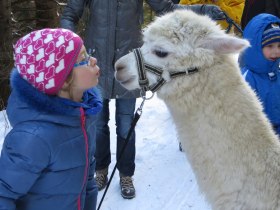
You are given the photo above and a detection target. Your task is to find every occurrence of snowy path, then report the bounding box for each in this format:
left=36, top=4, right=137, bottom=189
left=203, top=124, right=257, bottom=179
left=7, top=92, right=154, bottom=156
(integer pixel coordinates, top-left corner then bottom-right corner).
left=96, top=96, right=210, bottom=210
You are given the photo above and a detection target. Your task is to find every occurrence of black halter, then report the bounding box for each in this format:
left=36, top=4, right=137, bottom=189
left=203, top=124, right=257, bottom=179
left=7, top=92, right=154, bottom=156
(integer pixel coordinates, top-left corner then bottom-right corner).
left=133, top=48, right=199, bottom=93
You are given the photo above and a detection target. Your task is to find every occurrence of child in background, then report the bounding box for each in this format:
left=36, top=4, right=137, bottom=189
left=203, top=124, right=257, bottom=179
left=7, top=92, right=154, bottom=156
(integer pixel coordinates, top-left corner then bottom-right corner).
left=242, top=14, right=280, bottom=136
left=0, top=28, right=102, bottom=210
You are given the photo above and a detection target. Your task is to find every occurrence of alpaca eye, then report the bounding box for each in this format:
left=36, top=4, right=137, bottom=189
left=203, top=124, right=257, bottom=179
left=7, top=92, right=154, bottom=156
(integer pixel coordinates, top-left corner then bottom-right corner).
left=154, top=50, right=168, bottom=58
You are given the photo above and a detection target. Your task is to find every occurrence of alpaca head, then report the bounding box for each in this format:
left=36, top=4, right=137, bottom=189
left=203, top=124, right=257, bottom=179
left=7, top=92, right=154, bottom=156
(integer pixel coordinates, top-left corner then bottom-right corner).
left=115, top=10, right=249, bottom=94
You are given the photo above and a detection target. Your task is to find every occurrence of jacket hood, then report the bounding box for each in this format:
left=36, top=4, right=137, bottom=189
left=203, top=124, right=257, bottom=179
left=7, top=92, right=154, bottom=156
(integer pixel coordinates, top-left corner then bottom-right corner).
left=7, top=69, right=102, bottom=127
left=243, top=13, right=280, bottom=73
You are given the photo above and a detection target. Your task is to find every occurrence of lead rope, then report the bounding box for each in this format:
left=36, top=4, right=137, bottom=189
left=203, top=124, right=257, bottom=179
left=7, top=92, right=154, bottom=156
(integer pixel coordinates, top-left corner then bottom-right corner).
left=97, top=93, right=154, bottom=210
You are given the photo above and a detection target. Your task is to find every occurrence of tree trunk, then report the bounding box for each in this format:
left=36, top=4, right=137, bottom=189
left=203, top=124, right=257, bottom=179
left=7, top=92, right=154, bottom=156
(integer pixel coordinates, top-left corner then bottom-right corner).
left=35, top=0, right=59, bottom=28
left=0, top=0, right=12, bottom=109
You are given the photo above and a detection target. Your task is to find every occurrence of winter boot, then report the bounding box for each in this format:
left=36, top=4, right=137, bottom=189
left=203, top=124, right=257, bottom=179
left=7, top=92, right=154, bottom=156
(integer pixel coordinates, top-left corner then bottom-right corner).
left=119, top=174, right=136, bottom=199
left=95, top=168, right=108, bottom=191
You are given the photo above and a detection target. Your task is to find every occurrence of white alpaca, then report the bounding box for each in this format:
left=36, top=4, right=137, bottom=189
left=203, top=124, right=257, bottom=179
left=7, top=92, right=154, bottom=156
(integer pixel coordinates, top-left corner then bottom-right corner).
left=115, top=10, right=280, bottom=210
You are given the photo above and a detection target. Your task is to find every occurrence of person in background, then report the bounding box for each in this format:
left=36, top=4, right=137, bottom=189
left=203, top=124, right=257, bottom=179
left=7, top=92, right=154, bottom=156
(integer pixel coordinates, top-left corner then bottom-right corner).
left=242, top=13, right=280, bottom=136
left=266, top=0, right=280, bottom=18
left=0, top=28, right=102, bottom=210
left=239, top=0, right=279, bottom=67
left=60, top=0, right=225, bottom=199
left=179, top=0, right=244, bottom=33
left=241, top=0, right=280, bottom=30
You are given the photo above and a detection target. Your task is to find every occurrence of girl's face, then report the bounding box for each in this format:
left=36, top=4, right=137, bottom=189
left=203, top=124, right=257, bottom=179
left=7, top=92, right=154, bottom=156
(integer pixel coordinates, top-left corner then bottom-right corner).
left=58, top=45, right=100, bottom=102
left=72, top=45, right=100, bottom=91
left=262, top=42, right=280, bottom=61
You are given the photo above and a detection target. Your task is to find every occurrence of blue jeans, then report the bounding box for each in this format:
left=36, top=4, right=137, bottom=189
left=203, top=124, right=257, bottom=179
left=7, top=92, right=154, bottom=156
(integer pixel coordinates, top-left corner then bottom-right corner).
left=95, top=98, right=136, bottom=176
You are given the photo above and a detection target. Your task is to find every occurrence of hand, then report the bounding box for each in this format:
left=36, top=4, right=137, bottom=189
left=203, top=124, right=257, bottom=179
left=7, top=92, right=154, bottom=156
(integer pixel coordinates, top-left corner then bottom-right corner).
left=201, top=5, right=225, bottom=20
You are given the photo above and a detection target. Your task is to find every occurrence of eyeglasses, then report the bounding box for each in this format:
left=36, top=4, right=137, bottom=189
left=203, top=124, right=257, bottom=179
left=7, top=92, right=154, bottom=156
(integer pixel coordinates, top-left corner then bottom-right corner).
left=73, top=49, right=95, bottom=68
left=74, top=53, right=91, bottom=67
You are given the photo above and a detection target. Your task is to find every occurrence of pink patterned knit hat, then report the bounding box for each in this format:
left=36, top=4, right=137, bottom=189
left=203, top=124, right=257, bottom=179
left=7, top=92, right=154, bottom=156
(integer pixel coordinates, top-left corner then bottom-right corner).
left=14, top=28, right=83, bottom=95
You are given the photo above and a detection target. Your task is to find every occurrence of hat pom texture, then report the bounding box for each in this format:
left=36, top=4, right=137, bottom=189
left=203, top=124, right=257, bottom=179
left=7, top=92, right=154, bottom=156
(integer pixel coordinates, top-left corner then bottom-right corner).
left=14, top=28, right=83, bottom=95
left=262, top=23, right=280, bottom=48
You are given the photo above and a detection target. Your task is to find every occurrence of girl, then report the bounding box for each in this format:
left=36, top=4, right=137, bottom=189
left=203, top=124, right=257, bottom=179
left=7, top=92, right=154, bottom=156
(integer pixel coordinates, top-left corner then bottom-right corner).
left=0, top=28, right=102, bottom=210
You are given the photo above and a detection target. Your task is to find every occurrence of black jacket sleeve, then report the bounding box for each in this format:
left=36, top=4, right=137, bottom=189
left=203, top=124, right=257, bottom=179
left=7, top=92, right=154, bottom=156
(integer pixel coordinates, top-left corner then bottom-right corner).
left=60, top=0, right=87, bottom=32
left=147, top=0, right=225, bottom=20
left=265, top=0, right=280, bottom=18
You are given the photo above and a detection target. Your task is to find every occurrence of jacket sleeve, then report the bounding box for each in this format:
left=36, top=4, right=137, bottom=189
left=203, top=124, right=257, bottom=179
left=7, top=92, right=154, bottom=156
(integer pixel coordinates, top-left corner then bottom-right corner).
left=0, top=131, right=50, bottom=209
left=60, top=0, right=87, bottom=32
left=218, top=0, right=244, bottom=25
left=147, top=0, right=225, bottom=20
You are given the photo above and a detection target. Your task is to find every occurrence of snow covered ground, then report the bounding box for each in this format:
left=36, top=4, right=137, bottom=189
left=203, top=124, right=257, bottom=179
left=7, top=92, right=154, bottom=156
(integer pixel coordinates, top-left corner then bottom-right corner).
left=0, top=95, right=210, bottom=210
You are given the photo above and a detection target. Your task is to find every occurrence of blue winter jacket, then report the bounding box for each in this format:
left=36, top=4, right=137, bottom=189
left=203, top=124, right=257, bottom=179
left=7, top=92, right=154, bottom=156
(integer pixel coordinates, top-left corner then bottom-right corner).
left=241, top=14, right=280, bottom=135
left=0, top=70, right=102, bottom=210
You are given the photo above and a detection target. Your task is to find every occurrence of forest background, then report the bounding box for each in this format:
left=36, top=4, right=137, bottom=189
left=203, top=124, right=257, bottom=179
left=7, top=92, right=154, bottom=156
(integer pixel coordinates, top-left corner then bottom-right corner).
left=0, top=0, right=154, bottom=110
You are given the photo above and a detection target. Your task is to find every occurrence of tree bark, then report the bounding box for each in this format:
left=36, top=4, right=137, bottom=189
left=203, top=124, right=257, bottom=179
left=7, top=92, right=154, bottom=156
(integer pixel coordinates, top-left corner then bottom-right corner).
left=0, top=0, right=12, bottom=109
left=35, top=0, right=59, bottom=28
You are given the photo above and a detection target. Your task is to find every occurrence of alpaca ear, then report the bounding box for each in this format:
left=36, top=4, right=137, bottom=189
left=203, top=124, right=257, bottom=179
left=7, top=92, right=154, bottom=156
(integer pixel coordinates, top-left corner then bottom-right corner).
left=199, top=35, right=250, bottom=54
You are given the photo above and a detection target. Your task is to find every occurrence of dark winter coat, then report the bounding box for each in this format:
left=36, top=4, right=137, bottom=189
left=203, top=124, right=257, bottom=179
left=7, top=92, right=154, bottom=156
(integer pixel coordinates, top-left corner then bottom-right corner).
left=241, top=14, right=280, bottom=135
left=60, top=0, right=207, bottom=99
left=0, top=70, right=102, bottom=210
left=266, top=0, right=280, bottom=18
left=241, top=0, right=280, bottom=30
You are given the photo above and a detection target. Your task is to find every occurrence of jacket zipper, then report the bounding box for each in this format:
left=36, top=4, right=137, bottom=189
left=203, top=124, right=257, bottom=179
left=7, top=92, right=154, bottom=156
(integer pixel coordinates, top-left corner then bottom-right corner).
left=77, top=107, right=89, bottom=210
